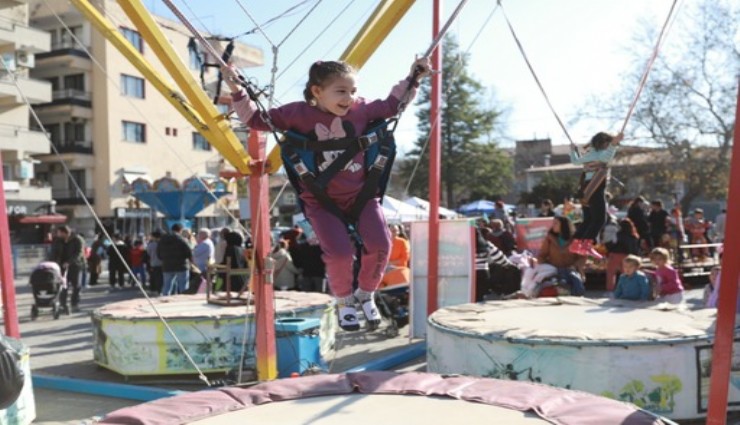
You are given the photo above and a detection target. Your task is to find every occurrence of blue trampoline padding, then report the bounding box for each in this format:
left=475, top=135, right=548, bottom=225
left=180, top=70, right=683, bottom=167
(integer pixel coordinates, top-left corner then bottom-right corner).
left=32, top=375, right=185, bottom=401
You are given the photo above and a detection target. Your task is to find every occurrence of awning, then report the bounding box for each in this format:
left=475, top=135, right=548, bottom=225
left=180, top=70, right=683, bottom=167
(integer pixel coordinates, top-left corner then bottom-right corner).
left=17, top=214, right=67, bottom=224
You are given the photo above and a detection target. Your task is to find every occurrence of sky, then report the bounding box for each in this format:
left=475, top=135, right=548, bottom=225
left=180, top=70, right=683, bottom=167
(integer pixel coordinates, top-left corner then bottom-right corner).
left=144, top=0, right=680, bottom=157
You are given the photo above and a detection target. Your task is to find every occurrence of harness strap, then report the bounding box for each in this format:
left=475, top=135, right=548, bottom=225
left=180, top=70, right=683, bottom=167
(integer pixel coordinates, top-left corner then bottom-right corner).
left=284, top=132, right=380, bottom=152
left=348, top=141, right=392, bottom=222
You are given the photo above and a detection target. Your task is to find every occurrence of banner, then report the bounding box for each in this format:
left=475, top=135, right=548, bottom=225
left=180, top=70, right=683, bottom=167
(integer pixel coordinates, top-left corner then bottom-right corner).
left=410, top=219, right=475, bottom=338
left=515, top=217, right=554, bottom=256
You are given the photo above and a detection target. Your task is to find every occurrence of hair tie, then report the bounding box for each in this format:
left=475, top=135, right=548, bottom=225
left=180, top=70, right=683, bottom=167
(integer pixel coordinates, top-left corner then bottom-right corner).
left=314, top=60, right=323, bottom=66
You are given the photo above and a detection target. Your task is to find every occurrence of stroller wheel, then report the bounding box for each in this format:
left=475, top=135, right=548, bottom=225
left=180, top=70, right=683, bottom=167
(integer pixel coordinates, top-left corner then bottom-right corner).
left=52, top=303, right=61, bottom=320
left=30, top=305, right=38, bottom=320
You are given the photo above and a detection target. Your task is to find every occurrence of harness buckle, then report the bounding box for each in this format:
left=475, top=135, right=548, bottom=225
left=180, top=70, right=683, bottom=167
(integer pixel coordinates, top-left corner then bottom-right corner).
left=357, top=133, right=378, bottom=150
left=373, top=154, right=388, bottom=170
left=294, top=161, right=310, bottom=176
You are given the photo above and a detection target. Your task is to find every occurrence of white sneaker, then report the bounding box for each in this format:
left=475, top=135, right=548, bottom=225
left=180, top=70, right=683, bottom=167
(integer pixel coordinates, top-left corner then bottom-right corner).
left=361, top=298, right=382, bottom=328
left=338, top=304, right=360, bottom=332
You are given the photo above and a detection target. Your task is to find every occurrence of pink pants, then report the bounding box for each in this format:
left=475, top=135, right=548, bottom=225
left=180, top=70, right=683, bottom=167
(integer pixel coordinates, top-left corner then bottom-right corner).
left=306, top=198, right=391, bottom=298
left=606, top=253, right=627, bottom=292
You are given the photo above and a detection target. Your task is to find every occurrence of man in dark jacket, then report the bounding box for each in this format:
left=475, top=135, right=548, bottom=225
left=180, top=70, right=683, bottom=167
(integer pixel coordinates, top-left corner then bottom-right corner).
left=55, top=225, right=86, bottom=311
left=157, top=223, right=193, bottom=295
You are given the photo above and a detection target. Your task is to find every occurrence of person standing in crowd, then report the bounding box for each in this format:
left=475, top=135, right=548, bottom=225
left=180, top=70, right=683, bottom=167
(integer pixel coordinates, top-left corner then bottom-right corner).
left=129, top=240, right=147, bottom=288
left=295, top=237, right=326, bottom=293
left=684, top=208, right=712, bottom=260
left=214, top=227, right=230, bottom=265
left=714, top=208, right=726, bottom=243
left=271, top=240, right=301, bottom=291
left=146, top=230, right=163, bottom=294
left=192, top=228, right=215, bottom=280
left=538, top=199, right=556, bottom=217
left=157, top=224, right=193, bottom=295
left=221, top=230, right=247, bottom=293
left=648, top=200, right=669, bottom=249
left=605, top=219, right=641, bottom=293
left=491, top=200, right=515, bottom=233
left=55, top=226, right=86, bottom=312
left=87, top=233, right=105, bottom=287
left=627, top=196, right=651, bottom=252
left=107, top=233, right=128, bottom=290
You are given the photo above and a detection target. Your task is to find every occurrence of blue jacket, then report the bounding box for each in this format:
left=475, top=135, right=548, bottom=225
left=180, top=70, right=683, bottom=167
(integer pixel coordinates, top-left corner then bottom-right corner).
left=615, top=271, right=651, bottom=301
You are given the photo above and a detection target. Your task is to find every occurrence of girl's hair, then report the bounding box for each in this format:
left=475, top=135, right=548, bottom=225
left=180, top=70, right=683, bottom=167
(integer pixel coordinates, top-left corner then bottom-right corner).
left=618, top=218, right=640, bottom=239
left=550, top=216, right=574, bottom=241
left=650, top=247, right=671, bottom=264
left=303, top=60, right=355, bottom=103
left=590, top=132, right=613, bottom=151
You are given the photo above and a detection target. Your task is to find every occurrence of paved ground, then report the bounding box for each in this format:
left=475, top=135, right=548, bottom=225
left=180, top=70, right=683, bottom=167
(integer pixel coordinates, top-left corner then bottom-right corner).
left=0, top=271, right=731, bottom=424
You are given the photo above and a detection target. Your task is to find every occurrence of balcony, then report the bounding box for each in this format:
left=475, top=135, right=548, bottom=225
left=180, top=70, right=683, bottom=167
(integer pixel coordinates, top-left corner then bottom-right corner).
left=34, top=89, right=92, bottom=118
left=52, top=188, right=94, bottom=205
left=0, top=0, right=30, bottom=9
left=4, top=182, right=52, bottom=203
left=0, top=125, right=49, bottom=154
left=33, top=40, right=91, bottom=77
left=0, top=74, right=51, bottom=107
left=0, top=23, right=49, bottom=53
left=53, top=140, right=93, bottom=155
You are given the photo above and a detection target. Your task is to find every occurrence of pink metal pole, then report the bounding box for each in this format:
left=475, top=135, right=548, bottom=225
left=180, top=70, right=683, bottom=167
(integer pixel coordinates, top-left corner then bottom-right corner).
left=706, top=78, right=740, bottom=424
left=427, top=0, right=442, bottom=315
left=247, top=131, right=277, bottom=381
left=0, top=151, right=20, bottom=338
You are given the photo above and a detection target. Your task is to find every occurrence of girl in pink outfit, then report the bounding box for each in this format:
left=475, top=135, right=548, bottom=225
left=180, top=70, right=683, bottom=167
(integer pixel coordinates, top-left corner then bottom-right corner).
left=649, top=247, right=685, bottom=304
left=223, top=58, right=430, bottom=331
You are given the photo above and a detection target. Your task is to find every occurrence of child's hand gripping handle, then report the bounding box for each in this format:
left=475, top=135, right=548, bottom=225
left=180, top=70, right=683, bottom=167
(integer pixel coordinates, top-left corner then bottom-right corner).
left=408, top=56, right=433, bottom=87
left=222, top=65, right=259, bottom=102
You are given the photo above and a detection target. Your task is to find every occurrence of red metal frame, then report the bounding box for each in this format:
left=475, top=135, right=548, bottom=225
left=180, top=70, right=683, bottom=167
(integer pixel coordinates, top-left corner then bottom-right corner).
left=0, top=151, right=20, bottom=338
left=427, top=0, right=442, bottom=316
left=706, top=79, right=740, bottom=424
left=247, top=130, right=277, bottom=381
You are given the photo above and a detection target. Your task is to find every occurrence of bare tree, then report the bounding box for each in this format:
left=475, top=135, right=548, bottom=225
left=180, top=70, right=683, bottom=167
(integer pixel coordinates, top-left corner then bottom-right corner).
left=596, top=0, right=738, bottom=210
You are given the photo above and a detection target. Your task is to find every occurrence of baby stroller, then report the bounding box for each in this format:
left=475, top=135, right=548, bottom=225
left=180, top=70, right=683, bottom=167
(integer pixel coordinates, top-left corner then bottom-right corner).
left=29, top=261, right=68, bottom=320
left=375, top=283, right=410, bottom=337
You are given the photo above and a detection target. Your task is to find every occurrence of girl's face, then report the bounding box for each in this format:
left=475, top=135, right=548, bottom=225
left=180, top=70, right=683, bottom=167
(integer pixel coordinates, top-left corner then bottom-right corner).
left=311, top=75, right=357, bottom=116
left=552, top=219, right=561, bottom=234
left=652, top=255, right=666, bottom=267
left=390, top=225, right=399, bottom=237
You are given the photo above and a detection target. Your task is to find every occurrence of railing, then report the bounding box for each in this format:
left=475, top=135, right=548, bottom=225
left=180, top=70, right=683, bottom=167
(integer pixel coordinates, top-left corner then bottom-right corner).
left=52, top=89, right=90, bottom=101
left=53, top=140, right=93, bottom=154
left=52, top=188, right=95, bottom=205
left=51, top=40, right=90, bottom=51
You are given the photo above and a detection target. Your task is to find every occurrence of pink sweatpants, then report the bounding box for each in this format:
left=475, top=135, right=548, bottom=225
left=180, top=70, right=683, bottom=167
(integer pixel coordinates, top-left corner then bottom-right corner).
left=305, top=198, right=391, bottom=298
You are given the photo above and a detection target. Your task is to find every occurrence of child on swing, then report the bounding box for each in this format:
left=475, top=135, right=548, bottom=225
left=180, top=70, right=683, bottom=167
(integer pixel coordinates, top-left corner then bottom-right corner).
left=569, top=131, right=624, bottom=259
left=223, top=57, right=431, bottom=331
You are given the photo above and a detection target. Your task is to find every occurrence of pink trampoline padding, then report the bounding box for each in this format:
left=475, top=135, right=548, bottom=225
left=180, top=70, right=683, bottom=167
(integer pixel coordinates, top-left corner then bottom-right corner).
left=100, top=372, right=669, bottom=425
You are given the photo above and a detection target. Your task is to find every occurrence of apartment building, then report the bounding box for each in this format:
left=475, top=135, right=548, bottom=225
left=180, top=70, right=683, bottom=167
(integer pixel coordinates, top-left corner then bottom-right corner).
left=0, top=0, right=54, bottom=247
left=28, top=0, right=262, bottom=236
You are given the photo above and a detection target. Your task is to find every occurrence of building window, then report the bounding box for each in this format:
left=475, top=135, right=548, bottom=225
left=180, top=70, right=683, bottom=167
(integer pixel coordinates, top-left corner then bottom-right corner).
left=2, top=163, right=12, bottom=180
left=121, top=74, right=145, bottom=98
left=122, top=121, right=146, bottom=143
left=192, top=132, right=211, bottom=151
left=68, top=169, right=86, bottom=193
left=46, top=77, right=59, bottom=91
left=188, top=47, right=201, bottom=70
left=63, top=74, right=84, bottom=91
left=64, top=122, right=85, bottom=143
left=120, top=27, right=144, bottom=53
left=46, top=123, right=61, bottom=145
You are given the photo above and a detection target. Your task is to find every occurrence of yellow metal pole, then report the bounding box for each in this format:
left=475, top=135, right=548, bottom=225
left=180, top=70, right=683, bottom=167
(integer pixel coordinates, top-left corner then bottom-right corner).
left=69, top=0, right=208, bottom=133
left=115, top=0, right=252, bottom=175
left=341, top=0, right=416, bottom=69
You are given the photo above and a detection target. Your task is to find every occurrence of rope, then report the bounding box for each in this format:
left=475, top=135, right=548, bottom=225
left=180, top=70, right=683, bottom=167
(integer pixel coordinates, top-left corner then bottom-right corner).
left=232, top=0, right=276, bottom=47
left=20, top=1, right=214, bottom=386
left=276, top=0, right=358, bottom=80
left=277, top=0, right=323, bottom=48
left=423, top=0, right=470, bottom=59
left=497, top=0, right=575, bottom=147
left=619, top=0, right=679, bottom=134
left=233, top=0, right=316, bottom=39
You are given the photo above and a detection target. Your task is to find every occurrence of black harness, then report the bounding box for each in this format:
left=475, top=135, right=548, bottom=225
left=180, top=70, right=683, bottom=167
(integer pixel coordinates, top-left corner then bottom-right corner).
left=280, top=119, right=397, bottom=248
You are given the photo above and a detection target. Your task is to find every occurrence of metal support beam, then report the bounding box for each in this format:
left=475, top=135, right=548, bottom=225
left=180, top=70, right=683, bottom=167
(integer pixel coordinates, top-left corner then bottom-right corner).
left=0, top=151, right=20, bottom=338
left=69, top=0, right=251, bottom=174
